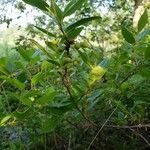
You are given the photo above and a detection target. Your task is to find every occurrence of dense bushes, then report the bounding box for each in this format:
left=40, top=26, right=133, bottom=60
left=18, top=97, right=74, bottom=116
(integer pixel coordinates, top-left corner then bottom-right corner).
left=0, top=0, right=150, bottom=149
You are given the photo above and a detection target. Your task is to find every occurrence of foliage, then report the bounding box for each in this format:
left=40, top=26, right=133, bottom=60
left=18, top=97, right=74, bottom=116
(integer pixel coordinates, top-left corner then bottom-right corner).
left=0, top=0, right=150, bottom=149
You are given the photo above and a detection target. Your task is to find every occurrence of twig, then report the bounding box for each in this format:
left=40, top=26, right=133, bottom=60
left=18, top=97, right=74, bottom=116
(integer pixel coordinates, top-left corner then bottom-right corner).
left=68, top=132, right=72, bottom=150
left=105, top=124, right=150, bottom=129
left=62, top=67, right=97, bottom=127
left=129, top=128, right=150, bottom=147
left=87, top=107, right=118, bottom=150
left=0, top=80, right=6, bottom=88
left=0, top=73, right=17, bottom=88
left=53, top=131, right=58, bottom=150
left=66, top=119, right=80, bottom=130
left=58, top=22, right=72, bottom=56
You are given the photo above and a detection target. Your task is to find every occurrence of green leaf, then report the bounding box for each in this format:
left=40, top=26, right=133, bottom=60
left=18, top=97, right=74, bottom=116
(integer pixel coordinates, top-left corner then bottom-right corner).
left=18, top=48, right=40, bottom=64
left=29, top=39, right=51, bottom=58
left=139, top=68, right=150, bottom=78
left=0, top=76, right=25, bottom=90
left=21, top=90, right=40, bottom=106
left=20, top=96, right=33, bottom=106
left=65, top=16, right=101, bottom=32
left=19, top=49, right=30, bottom=61
left=13, top=108, right=33, bottom=120
left=41, top=60, right=51, bottom=70
left=0, top=57, right=9, bottom=75
left=31, top=72, right=45, bottom=85
left=41, top=116, right=61, bottom=133
left=34, top=26, right=56, bottom=37
left=22, top=0, right=49, bottom=12
left=63, top=0, right=87, bottom=17
left=45, top=41, right=58, bottom=51
left=50, top=1, right=63, bottom=21
left=99, top=58, right=110, bottom=68
left=0, top=115, right=12, bottom=126
left=47, top=104, right=73, bottom=115
left=18, top=90, right=40, bottom=106
left=138, top=9, right=148, bottom=32
left=114, top=101, right=129, bottom=115
left=36, top=88, right=56, bottom=106
left=136, top=29, right=150, bottom=41
left=67, top=27, right=84, bottom=40
left=145, top=45, right=150, bottom=60
left=22, top=90, right=40, bottom=99
left=47, top=59, right=60, bottom=67
left=77, top=49, right=90, bottom=66
left=121, top=26, right=135, bottom=44
left=0, top=57, right=7, bottom=68
left=54, top=3, right=63, bottom=21
left=10, top=90, right=40, bottom=106
left=63, top=0, right=75, bottom=14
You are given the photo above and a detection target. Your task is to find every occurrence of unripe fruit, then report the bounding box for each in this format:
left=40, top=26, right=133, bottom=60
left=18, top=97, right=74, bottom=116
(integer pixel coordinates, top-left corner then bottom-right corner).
left=74, top=41, right=89, bottom=49
left=51, top=39, right=59, bottom=45
left=61, top=57, right=73, bottom=66
left=81, top=41, right=89, bottom=48
left=74, top=43, right=80, bottom=49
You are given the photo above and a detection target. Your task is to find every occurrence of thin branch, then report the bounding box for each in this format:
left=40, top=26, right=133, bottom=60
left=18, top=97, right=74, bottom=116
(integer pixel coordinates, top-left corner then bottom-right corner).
left=87, top=107, right=118, bottom=150
left=66, top=119, right=80, bottom=130
left=0, top=80, right=6, bottom=88
left=129, top=128, right=150, bottom=147
left=105, top=124, right=150, bottom=129
left=62, top=67, right=97, bottom=127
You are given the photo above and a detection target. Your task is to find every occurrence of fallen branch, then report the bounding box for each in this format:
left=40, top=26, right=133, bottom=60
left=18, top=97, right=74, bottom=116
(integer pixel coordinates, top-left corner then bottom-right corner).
left=105, top=124, right=150, bottom=129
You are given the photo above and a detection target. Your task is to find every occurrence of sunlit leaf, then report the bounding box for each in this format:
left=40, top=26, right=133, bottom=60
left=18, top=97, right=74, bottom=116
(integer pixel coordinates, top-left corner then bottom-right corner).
left=34, top=26, right=56, bottom=37
left=13, top=108, right=33, bottom=120
left=17, top=47, right=40, bottom=63
left=50, top=1, right=63, bottom=21
left=31, top=72, right=45, bottom=85
left=66, top=16, right=101, bottom=32
left=47, top=59, right=60, bottom=66
left=138, top=9, right=148, bottom=32
left=36, top=88, right=56, bottom=105
left=76, top=49, right=90, bottom=66
left=41, top=60, right=52, bottom=70
left=63, top=0, right=87, bottom=17
left=29, top=39, right=51, bottom=58
left=0, top=57, right=9, bottom=75
left=89, top=65, right=106, bottom=85
left=45, top=41, right=58, bottom=51
left=22, top=0, right=49, bottom=12
left=0, top=115, right=12, bottom=126
left=0, top=76, right=25, bottom=90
